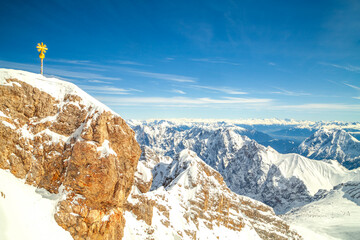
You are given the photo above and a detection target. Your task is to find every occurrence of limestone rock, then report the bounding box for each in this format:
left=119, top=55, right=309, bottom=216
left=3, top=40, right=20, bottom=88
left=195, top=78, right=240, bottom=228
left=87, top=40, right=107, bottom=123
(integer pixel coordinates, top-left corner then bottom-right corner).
left=0, top=70, right=141, bottom=240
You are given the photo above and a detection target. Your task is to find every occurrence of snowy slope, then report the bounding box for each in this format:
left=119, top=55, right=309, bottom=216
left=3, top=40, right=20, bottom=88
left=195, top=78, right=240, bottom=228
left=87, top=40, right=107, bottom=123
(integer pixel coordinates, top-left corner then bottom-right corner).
left=129, top=120, right=360, bottom=214
left=0, top=169, right=72, bottom=240
left=221, top=140, right=360, bottom=214
left=283, top=181, right=360, bottom=240
left=299, top=129, right=360, bottom=169
left=124, top=149, right=301, bottom=240
left=261, top=150, right=360, bottom=195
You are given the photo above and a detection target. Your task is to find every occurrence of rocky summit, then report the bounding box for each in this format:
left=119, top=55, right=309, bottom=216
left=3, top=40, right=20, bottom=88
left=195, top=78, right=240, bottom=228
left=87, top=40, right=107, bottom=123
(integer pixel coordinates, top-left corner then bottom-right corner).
left=0, top=69, right=141, bottom=239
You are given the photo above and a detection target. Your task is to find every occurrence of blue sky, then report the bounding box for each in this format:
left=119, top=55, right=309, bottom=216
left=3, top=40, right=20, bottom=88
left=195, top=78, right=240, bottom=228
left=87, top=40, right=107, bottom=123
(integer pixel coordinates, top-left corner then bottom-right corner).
left=1, top=0, right=360, bottom=121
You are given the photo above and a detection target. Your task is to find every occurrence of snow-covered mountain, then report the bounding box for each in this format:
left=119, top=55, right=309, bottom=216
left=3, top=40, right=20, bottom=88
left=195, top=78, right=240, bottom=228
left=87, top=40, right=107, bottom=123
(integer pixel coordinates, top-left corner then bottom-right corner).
left=283, top=181, right=360, bottom=240
left=299, top=129, right=360, bottom=169
left=124, top=148, right=301, bottom=239
left=129, top=120, right=360, bottom=214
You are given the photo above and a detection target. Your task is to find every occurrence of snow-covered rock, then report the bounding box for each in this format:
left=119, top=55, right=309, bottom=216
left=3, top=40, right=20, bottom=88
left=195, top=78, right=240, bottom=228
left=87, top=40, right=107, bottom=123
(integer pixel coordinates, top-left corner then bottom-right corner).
left=299, top=129, right=360, bottom=169
left=124, top=149, right=302, bottom=239
left=0, top=69, right=141, bottom=239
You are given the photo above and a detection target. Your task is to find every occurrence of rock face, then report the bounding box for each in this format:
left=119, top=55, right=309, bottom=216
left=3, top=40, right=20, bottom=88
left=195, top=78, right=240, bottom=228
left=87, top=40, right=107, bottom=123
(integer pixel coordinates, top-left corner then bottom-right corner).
left=124, top=148, right=302, bottom=239
left=0, top=69, right=141, bottom=239
left=298, top=128, right=360, bottom=169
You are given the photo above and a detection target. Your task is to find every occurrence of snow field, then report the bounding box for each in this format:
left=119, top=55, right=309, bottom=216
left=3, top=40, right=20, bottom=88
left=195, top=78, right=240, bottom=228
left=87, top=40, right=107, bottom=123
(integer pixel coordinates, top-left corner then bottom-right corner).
left=0, top=169, right=72, bottom=240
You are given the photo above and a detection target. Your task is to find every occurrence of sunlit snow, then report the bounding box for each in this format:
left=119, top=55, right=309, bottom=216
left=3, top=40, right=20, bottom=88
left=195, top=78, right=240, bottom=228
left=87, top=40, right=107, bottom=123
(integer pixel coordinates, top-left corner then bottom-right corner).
left=0, top=169, right=72, bottom=240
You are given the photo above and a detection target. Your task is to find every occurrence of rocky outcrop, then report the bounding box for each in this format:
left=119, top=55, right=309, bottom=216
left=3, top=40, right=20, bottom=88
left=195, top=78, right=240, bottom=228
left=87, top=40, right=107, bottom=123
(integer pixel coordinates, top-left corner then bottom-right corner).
left=124, top=149, right=302, bottom=239
left=0, top=71, right=141, bottom=240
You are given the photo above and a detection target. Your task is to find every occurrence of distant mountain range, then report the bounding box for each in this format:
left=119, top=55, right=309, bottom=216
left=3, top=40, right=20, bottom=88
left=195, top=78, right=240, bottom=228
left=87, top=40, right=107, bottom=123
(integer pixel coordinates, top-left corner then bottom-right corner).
left=128, top=120, right=360, bottom=214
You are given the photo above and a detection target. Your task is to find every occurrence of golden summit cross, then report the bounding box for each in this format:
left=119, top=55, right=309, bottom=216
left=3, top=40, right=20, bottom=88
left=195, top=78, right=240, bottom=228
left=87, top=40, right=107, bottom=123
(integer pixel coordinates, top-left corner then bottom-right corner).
left=36, top=42, right=48, bottom=75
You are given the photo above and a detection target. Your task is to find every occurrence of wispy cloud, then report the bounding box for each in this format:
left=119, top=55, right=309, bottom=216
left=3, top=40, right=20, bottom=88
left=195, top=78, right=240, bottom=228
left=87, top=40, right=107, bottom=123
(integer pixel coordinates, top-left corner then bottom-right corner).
left=327, top=79, right=343, bottom=87
left=0, top=60, right=122, bottom=81
left=46, top=59, right=109, bottom=72
left=98, top=96, right=272, bottom=106
left=276, top=103, right=360, bottom=111
left=268, top=62, right=276, bottom=66
left=320, top=62, right=360, bottom=72
left=47, top=59, right=91, bottom=65
left=114, top=60, right=147, bottom=66
left=191, top=58, right=241, bottom=66
left=1, top=59, right=196, bottom=85
left=172, top=89, right=186, bottom=94
left=344, top=83, right=360, bottom=90
left=127, top=69, right=197, bottom=83
left=90, top=76, right=122, bottom=81
left=79, top=85, right=141, bottom=95
left=271, top=87, right=311, bottom=96
left=190, top=84, right=247, bottom=94
left=88, top=79, right=111, bottom=84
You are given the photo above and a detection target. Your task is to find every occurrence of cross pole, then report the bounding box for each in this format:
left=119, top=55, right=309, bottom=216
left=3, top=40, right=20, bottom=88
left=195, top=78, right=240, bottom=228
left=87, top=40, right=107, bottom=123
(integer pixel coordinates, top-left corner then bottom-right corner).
left=36, top=42, right=48, bottom=75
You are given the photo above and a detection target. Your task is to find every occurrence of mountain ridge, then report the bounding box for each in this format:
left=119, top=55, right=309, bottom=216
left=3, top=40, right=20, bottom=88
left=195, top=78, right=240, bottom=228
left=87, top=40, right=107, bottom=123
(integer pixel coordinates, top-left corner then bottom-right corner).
left=129, top=120, right=360, bottom=214
left=298, top=128, right=360, bottom=169
left=124, top=148, right=302, bottom=239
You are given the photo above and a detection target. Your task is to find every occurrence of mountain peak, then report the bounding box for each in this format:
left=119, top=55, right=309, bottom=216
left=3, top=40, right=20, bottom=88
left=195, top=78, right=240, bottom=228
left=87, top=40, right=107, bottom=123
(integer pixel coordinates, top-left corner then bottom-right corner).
left=299, top=128, right=360, bottom=169
left=0, top=68, right=114, bottom=116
